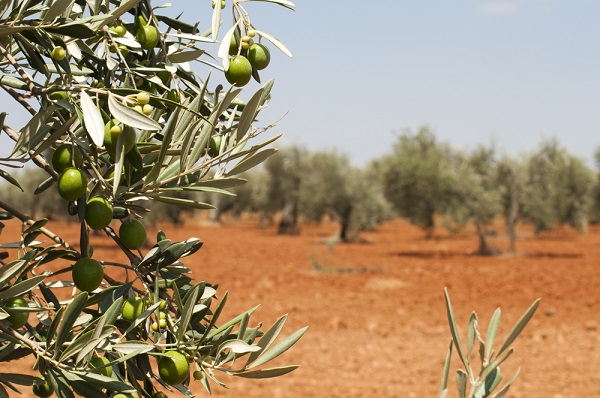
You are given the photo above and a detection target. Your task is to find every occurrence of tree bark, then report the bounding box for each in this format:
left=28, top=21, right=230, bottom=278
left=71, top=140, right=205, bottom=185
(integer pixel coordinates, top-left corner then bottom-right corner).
left=278, top=201, right=299, bottom=235
left=505, top=168, right=519, bottom=253
left=475, top=218, right=498, bottom=256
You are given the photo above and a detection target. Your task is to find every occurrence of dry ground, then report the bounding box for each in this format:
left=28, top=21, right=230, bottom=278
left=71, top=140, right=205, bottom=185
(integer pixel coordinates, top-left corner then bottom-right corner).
left=3, top=217, right=600, bottom=397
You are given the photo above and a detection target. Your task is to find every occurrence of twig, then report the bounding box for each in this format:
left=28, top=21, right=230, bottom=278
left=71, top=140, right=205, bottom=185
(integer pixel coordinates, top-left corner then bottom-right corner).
left=2, top=123, right=59, bottom=180
left=0, top=199, right=75, bottom=251
left=0, top=42, right=35, bottom=91
left=1, top=84, right=36, bottom=116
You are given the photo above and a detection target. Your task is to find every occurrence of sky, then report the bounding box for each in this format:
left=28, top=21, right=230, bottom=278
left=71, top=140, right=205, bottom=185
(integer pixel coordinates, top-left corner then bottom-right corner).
left=2, top=0, right=600, bottom=166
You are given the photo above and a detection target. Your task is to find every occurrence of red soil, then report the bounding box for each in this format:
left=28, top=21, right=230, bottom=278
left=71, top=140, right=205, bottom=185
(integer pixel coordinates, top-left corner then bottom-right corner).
left=3, top=217, right=599, bottom=397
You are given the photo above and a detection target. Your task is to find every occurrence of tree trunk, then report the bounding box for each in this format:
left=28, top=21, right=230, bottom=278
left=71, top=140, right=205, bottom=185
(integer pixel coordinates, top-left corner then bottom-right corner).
left=506, top=168, right=519, bottom=253
left=208, top=194, right=222, bottom=223
left=338, top=205, right=353, bottom=242
left=475, top=218, right=498, bottom=256
left=278, top=200, right=299, bottom=235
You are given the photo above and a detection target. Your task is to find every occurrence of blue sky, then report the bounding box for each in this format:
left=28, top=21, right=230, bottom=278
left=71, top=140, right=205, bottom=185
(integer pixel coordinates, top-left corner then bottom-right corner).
left=2, top=0, right=599, bottom=166
left=228, top=0, right=600, bottom=165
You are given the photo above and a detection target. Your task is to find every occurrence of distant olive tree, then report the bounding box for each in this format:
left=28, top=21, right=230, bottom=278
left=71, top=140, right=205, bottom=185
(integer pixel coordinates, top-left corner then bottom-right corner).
left=0, top=167, right=66, bottom=221
left=521, top=140, right=594, bottom=232
left=299, top=151, right=392, bottom=242
left=495, top=155, right=525, bottom=252
left=590, top=148, right=600, bottom=224
left=443, top=146, right=502, bottom=255
left=381, top=127, right=452, bottom=238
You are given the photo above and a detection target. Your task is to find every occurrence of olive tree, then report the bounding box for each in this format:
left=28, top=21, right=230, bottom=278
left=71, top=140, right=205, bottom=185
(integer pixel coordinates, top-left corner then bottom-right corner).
left=587, top=147, right=600, bottom=224
left=521, top=140, right=594, bottom=233
left=381, top=126, right=453, bottom=238
left=443, top=146, right=502, bottom=255
left=495, top=155, right=524, bottom=253
left=0, top=1, right=306, bottom=397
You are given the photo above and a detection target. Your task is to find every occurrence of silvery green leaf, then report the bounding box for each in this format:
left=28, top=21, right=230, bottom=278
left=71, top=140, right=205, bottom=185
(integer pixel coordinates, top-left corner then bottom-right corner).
left=0, top=260, right=27, bottom=287
left=218, top=339, right=261, bottom=356
left=497, top=298, right=540, bottom=356
left=211, top=0, right=222, bottom=41
left=46, top=64, right=93, bottom=76
left=486, top=308, right=501, bottom=360
left=226, top=148, right=278, bottom=176
left=247, top=326, right=307, bottom=369
left=0, top=170, right=23, bottom=192
left=112, top=341, right=154, bottom=355
left=79, top=91, right=104, bottom=146
left=441, top=340, right=452, bottom=391
left=11, top=107, right=54, bottom=158
left=245, top=314, right=286, bottom=366
left=233, top=365, right=299, bottom=379
left=254, top=29, right=292, bottom=57
left=444, top=288, right=468, bottom=369
left=168, top=49, right=205, bottom=64
left=0, top=76, right=29, bottom=90
left=0, top=274, right=46, bottom=300
left=113, top=36, right=141, bottom=49
left=66, top=40, right=82, bottom=60
left=42, top=0, right=74, bottom=22
left=467, top=312, right=477, bottom=361
left=165, top=32, right=214, bottom=43
left=218, top=22, right=240, bottom=71
left=201, top=286, right=217, bottom=300
left=55, top=292, right=88, bottom=353
left=485, top=367, right=503, bottom=394
left=107, top=92, right=160, bottom=131
left=236, top=86, right=264, bottom=141
left=112, top=132, right=125, bottom=196
left=195, top=177, right=248, bottom=189
left=176, top=284, right=200, bottom=342
left=150, top=196, right=216, bottom=210
left=456, top=369, right=467, bottom=398
left=490, top=368, right=520, bottom=398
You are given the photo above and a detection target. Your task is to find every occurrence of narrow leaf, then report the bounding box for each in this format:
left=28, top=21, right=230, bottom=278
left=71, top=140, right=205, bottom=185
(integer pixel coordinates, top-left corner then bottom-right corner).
left=236, top=86, right=264, bottom=141
left=467, top=312, right=477, bottom=361
left=486, top=308, right=502, bottom=360
left=497, top=298, right=540, bottom=356
left=176, top=283, right=200, bottom=342
left=248, top=325, right=307, bottom=369
left=55, top=292, right=88, bottom=354
left=233, top=365, right=299, bottom=379
left=491, top=368, right=520, bottom=398
left=79, top=91, right=104, bottom=146
left=226, top=148, right=278, bottom=176
left=254, top=29, right=292, bottom=57
left=107, top=93, right=160, bottom=131
left=0, top=275, right=46, bottom=300
left=246, top=314, right=287, bottom=366
left=42, top=0, right=74, bottom=22
left=441, top=340, right=452, bottom=391
left=456, top=369, right=467, bottom=398
left=444, top=288, right=467, bottom=369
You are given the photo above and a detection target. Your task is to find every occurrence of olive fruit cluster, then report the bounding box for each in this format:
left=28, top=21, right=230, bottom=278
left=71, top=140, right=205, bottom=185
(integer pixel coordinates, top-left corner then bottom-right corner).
left=225, top=30, right=271, bottom=87
left=133, top=91, right=154, bottom=116
left=53, top=144, right=87, bottom=201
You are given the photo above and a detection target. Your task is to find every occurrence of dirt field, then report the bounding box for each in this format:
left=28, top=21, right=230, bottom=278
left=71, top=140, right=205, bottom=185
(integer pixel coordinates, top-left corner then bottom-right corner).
left=3, top=217, right=600, bottom=397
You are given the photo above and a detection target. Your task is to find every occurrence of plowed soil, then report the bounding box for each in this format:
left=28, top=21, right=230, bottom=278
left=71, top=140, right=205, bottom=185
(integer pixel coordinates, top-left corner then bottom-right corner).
left=3, top=217, right=599, bottom=398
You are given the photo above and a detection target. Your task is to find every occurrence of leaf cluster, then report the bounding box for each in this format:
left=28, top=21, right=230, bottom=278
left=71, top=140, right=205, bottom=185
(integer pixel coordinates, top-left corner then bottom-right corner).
left=438, top=289, right=540, bottom=398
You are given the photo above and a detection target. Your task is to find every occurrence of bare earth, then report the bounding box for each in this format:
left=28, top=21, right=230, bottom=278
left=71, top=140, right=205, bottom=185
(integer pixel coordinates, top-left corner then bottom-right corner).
left=4, top=217, right=600, bottom=397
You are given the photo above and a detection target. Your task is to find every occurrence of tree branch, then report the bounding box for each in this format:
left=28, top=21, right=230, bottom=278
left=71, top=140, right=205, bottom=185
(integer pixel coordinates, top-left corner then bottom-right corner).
left=0, top=42, right=35, bottom=91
